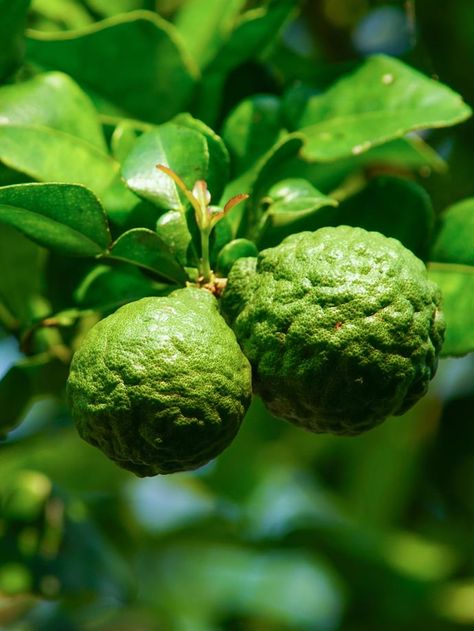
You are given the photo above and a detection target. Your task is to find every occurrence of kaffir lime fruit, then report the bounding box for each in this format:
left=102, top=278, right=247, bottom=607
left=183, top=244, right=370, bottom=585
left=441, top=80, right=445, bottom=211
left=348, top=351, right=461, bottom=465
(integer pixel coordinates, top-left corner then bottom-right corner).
left=221, top=226, right=445, bottom=435
left=67, top=287, right=252, bottom=475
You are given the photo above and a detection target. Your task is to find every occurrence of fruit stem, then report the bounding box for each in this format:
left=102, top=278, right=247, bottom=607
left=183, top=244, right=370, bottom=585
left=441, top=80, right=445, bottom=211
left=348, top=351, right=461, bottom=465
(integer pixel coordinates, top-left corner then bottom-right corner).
left=199, top=225, right=212, bottom=284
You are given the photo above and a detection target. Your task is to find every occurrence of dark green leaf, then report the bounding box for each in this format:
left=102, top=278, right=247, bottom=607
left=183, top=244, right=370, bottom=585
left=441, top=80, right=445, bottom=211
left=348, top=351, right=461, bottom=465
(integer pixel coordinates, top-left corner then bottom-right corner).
left=0, top=0, right=30, bottom=81
left=0, top=72, right=107, bottom=151
left=222, top=95, right=283, bottom=175
left=431, top=198, right=474, bottom=266
left=0, top=183, right=111, bottom=257
left=428, top=264, right=474, bottom=357
left=0, top=354, right=68, bottom=435
left=297, top=55, right=472, bottom=162
left=0, top=225, right=45, bottom=324
left=122, top=123, right=209, bottom=209
left=216, top=238, right=258, bottom=276
left=108, top=228, right=187, bottom=284
left=333, top=176, right=435, bottom=259
left=74, top=264, right=171, bottom=311
left=27, top=11, right=198, bottom=124
left=172, top=113, right=230, bottom=203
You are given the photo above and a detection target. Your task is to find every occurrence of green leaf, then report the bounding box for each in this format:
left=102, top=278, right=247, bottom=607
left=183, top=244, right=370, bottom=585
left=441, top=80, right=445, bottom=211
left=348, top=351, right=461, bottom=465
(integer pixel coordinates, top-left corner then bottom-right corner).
left=0, top=183, right=112, bottom=257
left=216, top=238, right=258, bottom=276
left=74, top=264, right=171, bottom=311
left=0, top=124, right=119, bottom=198
left=122, top=123, right=209, bottom=209
left=297, top=55, right=472, bottom=162
left=108, top=228, right=187, bottom=284
left=0, top=0, right=30, bottom=82
left=155, top=210, right=198, bottom=268
left=175, top=0, right=246, bottom=69
left=172, top=113, right=230, bottom=203
left=431, top=198, right=474, bottom=266
left=29, top=0, right=93, bottom=31
left=333, top=176, right=435, bottom=259
left=0, top=72, right=107, bottom=151
left=0, top=225, right=45, bottom=324
left=222, top=95, right=283, bottom=175
left=258, top=178, right=338, bottom=247
left=27, top=11, right=198, bottom=124
left=428, top=264, right=474, bottom=357
left=0, top=354, right=68, bottom=435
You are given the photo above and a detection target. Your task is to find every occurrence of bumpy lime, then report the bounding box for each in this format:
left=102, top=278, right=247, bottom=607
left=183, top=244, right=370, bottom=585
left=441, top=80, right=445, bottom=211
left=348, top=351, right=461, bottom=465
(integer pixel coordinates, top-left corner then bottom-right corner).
left=221, top=226, right=445, bottom=435
left=67, top=287, right=252, bottom=475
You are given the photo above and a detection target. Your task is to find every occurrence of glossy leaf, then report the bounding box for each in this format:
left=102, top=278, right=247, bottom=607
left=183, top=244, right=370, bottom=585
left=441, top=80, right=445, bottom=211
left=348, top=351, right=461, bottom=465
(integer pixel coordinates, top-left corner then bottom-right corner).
left=428, top=264, right=474, bottom=357
left=108, top=228, right=187, bottom=284
left=0, top=72, right=106, bottom=151
left=297, top=55, right=472, bottom=161
left=222, top=95, right=284, bottom=175
left=333, top=176, right=435, bottom=259
left=122, top=123, right=209, bottom=209
left=0, top=183, right=111, bottom=257
left=258, top=178, right=338, bottom=247
left=216, top=238, right=258, bottom=275
left=172, top=113, right=230, bottom=203
left=27, top=11, right=198, bottom=124
left=431, top=198, right=474, bottom=266
left=0, top=0, right=30, bottom=81
left=155, top=210, right=198, bottom=267
left=0, top=124, right=119, bottom=197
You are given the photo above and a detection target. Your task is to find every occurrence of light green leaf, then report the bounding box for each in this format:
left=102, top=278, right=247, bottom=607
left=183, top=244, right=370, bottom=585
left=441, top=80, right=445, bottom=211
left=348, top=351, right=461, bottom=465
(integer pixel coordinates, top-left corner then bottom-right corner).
left=258, top=178, right=338, bottom=247
left=222, top=95, right=284, bottom=175
left=297, top=55, right=472, bottom=162
left=428, top=264, right=474, bottom=357
left=108, top=228, right=187, bottom=284
left=175, top=0, right=246, bottom=68
left=122, top=123, right=209, bottom=209
left=216, top=238, right=258, bottom=276
left=0, top=183, right=111, bottom=257
left=0, top=124, right=119, bottom=198
left=155, top=210, right=198, bottom=268
left=27, top=11, right=199, bottom=124
left=0, top=72, right=107, bottom=151
left=0, top=0, right=30, bottom=81
left=431, top=198, right=474, bottom=266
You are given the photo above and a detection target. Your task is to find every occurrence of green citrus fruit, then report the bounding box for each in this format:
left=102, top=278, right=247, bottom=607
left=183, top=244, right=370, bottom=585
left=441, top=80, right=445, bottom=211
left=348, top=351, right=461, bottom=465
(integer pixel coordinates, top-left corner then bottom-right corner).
left=221, top=226, right=445, bottom=435
left=67, top=287, right=252, bottom=475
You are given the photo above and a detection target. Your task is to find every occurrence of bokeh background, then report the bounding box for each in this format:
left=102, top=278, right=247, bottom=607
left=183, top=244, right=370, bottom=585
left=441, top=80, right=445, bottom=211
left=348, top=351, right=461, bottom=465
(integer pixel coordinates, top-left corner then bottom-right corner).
left=1, top=1, right=474, bottom=629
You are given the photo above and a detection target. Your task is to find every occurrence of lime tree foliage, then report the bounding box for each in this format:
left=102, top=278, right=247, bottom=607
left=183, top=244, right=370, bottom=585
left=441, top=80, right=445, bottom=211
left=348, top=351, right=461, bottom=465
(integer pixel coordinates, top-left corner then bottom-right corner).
left=1, top=1, right=474, bottom=629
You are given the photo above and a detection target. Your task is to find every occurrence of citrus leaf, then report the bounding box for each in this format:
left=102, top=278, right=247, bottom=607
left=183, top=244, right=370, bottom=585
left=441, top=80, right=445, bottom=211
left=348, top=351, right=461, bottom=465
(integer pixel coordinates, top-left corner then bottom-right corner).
left=430, top=198, right=474, bottom=266
left=297, top=55, right=472, bottom=162
left=0, top=183, right=112, bottom=257
left=0, top=0, right=30, bottom=81
left=222, top=95, right=283, bottom=175
left=108, top=228, right=187, bottom=284
left=172, top=113, right=230, bottom=203
left=0, top=72, right=107, bottom=151
left=27, top=11, right=198, bottom=124
left=334, top=177, right=435, bottom=259
left=155, top=210, right=198, bottom=268
left=122, top=123, right=208, bottom=209
left=0, top=124, right=119, bottom=197
left=428, top=263, right=474, bottom=357
left=216, top=239, right=258, bottom=276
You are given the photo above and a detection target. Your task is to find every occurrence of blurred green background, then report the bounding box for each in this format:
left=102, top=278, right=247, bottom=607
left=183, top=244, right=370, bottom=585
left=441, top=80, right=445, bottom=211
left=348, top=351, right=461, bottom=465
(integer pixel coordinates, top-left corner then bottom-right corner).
left=1, top=1, right=474, bottom=629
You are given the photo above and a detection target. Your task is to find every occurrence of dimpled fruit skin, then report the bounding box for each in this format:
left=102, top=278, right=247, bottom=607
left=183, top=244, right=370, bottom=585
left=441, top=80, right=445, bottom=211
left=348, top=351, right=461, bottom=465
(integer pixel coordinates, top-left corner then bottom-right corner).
left=67, top=288, right=252, bottom=475
left=221, top=226, right=445, bottom=435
